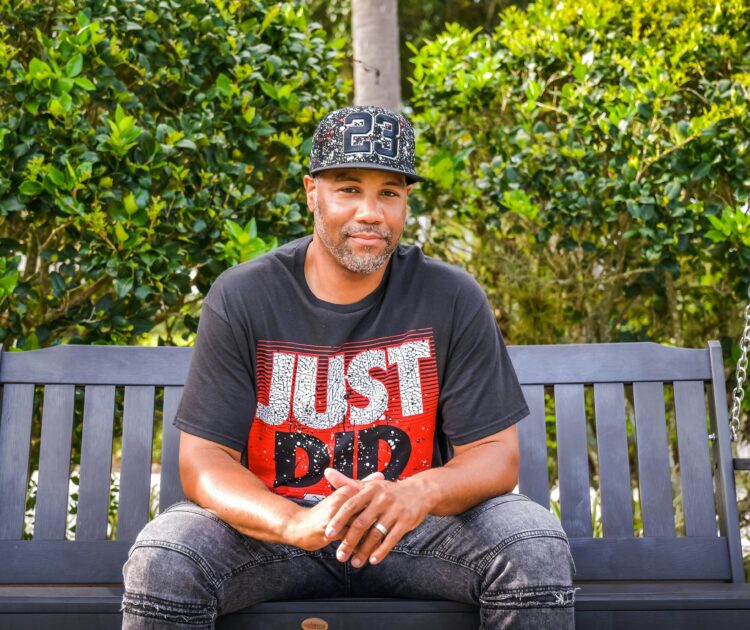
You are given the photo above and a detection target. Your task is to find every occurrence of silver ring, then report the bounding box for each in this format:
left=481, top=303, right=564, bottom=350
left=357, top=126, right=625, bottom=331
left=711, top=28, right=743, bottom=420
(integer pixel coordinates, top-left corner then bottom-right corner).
left=372, top=521, right=389, bottom=537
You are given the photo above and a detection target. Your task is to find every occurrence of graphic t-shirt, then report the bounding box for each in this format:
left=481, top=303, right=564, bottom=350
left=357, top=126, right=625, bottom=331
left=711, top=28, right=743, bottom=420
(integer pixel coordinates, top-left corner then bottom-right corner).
left=174, top=236, right=528, bottom=499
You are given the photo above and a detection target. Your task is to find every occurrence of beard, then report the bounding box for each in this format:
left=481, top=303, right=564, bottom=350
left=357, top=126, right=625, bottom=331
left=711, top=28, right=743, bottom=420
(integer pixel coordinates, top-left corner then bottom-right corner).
left=313, top=197, right=398, bottom=274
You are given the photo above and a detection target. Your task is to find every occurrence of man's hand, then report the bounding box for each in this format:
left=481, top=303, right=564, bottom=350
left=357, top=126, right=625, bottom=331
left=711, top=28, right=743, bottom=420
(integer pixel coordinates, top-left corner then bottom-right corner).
left=323, top=468, right=432, bottom=568
left=284, top=471, right=385, bottom=552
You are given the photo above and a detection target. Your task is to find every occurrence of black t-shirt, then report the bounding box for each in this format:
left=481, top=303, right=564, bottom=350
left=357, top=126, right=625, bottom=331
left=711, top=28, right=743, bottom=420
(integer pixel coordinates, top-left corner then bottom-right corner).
left=174, top=235, right=528, bottom=499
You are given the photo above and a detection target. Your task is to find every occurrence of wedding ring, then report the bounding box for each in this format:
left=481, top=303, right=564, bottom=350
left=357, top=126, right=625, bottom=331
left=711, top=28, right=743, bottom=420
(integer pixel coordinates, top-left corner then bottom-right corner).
left=372, top=521, right=389, bottom=537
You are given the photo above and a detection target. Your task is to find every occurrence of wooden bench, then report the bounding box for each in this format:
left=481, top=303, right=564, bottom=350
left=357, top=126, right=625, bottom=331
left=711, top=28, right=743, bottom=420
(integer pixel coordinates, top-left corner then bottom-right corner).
left=1, top=342, right=749, bottom=629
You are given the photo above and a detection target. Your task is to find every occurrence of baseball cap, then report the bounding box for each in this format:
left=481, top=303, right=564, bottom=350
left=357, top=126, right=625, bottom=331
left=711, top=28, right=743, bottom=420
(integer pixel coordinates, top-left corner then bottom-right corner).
left=309, top=105, right=425, bottom=184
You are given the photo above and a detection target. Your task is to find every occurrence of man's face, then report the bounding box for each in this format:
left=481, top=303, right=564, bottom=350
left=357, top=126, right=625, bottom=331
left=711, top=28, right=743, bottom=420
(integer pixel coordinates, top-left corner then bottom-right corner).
left=304, top=169, right=411, bottom=274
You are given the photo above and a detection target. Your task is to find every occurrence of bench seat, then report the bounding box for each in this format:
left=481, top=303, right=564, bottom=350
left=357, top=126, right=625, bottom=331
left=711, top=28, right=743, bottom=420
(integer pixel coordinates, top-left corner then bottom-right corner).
left=2, top=583, right=750, bottom=629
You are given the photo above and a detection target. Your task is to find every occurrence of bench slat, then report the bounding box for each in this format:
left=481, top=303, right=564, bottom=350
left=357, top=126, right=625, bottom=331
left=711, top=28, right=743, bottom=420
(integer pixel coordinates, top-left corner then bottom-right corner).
left=0, top=384, right=35, bottom=540
left=633, top=382, right=675, bottom=536
left=509, top=343, right=711, bottom=384
left=160, top=387, right=186, bottom=512
left=1, top=343, right=712, bottom=386
left=0, top=346, right=192, bottom=386
left=518, top=385, right=550, bottom=509
left=76, top=386, right=116, bottom=541
left=116, top=387, right=155, bottom=541
left=570, top=536, right=732, bottom=581
left=34, top=386, right=76, bottom=540
left=593, top=383, right=634, bottom=537
left=554, top=384, right=592, bottom=537
left=707, top=341, right=746, bottom=582
left=673, top=381, right=716, bottom=537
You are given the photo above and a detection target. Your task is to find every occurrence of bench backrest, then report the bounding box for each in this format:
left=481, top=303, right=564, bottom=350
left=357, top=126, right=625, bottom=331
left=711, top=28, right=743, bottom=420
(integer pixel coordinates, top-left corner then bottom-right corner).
left=0, top=342, right=743, bottom=584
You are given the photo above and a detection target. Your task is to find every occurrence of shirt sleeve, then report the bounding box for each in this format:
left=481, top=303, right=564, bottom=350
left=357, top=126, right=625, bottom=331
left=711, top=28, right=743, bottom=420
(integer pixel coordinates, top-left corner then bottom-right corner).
left=438, top=278, right=529, bottom=446
left=173, top=293, right=256, bottom=453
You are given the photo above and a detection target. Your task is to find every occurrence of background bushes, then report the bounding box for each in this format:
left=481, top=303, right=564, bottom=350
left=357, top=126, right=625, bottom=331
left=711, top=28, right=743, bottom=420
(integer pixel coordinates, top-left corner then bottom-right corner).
left=408, top=0, right=750, bottom=351
left=0, top=0, right=349, bottom=348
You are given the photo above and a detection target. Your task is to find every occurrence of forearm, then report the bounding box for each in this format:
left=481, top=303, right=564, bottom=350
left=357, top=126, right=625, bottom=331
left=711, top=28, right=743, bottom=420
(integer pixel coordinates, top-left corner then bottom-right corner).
left=180, top=442, right=302, bottom=546
left=401, top=440, right=519, bottom=517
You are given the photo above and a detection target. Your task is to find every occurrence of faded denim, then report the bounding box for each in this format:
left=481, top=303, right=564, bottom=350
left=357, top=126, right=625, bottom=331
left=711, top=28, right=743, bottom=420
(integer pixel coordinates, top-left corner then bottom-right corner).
left=121, top=493, right=576, bottom=629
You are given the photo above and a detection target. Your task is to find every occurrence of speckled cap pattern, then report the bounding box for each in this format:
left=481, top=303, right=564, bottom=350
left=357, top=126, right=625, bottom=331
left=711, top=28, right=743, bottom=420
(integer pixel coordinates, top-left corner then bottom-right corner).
left=309, top=106, right=425, bottom=183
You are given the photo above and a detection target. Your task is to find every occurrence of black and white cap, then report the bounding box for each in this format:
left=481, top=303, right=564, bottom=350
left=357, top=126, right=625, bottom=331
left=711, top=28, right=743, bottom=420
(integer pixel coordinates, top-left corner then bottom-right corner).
left=309, top=105, right=425, bottom=184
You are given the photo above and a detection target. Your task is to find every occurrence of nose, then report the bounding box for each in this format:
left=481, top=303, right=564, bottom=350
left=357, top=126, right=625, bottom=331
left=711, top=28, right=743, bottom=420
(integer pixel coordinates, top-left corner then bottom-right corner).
left=354, top=192, right=384, bottom=224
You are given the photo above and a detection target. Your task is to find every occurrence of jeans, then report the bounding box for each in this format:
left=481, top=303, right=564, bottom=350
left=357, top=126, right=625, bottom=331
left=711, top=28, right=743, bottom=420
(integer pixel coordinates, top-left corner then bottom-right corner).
left=121, top=493, right=575, bottom=629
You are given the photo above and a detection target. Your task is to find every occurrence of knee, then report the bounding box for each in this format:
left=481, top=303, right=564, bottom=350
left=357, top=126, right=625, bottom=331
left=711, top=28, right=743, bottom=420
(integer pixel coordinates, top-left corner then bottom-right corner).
left=475, top=495, right=576, bottom=587
left=123, top=543, right=218, bottom=624
left=122, top=512, right=219, bottom=625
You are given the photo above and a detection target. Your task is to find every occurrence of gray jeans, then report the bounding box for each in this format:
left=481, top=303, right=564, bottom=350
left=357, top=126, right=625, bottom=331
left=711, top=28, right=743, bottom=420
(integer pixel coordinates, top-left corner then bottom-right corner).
left=121, top=493, right=576, bottom=629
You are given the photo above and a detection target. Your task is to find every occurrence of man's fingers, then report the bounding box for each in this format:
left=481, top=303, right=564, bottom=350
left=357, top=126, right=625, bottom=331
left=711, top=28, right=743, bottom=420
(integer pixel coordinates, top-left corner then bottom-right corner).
left=324, top=467, right=384, bottom=490
left=367, top=522, right=403, bottom=566
left=349, top=521, right=391, bottom=569
left=324, top=467, right=356, bottom=489
left=325, top=489, right=371, bottom=539
left=362, top=471, right=385, bottom=482
left=333, top=500, right=387, bottom=562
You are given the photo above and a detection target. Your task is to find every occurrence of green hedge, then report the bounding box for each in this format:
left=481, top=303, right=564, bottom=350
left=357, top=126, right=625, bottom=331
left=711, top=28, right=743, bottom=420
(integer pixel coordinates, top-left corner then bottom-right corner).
left=0, top=0, right=349, bottom=348
left=408, top=0, right=750, bottom=347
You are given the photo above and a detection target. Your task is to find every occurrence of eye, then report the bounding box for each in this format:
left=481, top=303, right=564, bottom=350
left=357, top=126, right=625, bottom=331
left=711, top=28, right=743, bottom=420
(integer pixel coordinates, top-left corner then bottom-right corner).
left=339, top=186, right=359, bottom=194
left=382, top=190, right=400, bottom=198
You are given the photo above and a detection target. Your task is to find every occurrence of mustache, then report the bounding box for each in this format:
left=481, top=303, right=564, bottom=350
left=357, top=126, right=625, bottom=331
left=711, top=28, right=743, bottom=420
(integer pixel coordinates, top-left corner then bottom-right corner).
left=342, top=224, right=391, bottom=239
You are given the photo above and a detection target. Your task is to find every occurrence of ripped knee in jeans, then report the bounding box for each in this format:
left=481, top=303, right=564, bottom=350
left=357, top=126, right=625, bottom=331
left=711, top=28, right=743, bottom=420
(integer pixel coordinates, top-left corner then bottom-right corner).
left=121, top=591, right=217, bottom=626
left=482, top=585, right=578, bottom=609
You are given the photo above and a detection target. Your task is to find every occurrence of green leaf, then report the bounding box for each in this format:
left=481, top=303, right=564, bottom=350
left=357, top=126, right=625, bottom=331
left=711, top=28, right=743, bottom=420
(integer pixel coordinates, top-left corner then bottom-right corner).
left=247, top=218, right=257, bottom=238
left=260, top=5, right=280, bottom=34
left=49, top=271, right=65, bottom=295
left=115, top=223, right=128, bottom=243
left=215, top=73, right=232, bottom=96
left=664, top=181, right=681, bottom=201
left=74, top=77, right=96, bottom=91
left=706, top=214, right=725, bottom=231
left=19, top=180, right=43, bottom=196
left=28, top=57, right=50, bottom=77
left=572, top=63, right=587, bottom=82
left=175, top=139, right=197, bottom=150
left=225, top=220, right=244, bottom=240
left=65, top=54, right=83, bottom=78
left=0, top=269, right=19, bottom=293
left=260, top=82, right=277, bottom=99
left=704, top=230, right=727, bottom=243
left=123, top=193, right=138, bottom=215
left=48, top=99, right=64, bottom=118
left=691, top=162, right=711, bottom=181
left=0, top=129, right=9, bottom=151
left=46, top=166, right=66, bottom=188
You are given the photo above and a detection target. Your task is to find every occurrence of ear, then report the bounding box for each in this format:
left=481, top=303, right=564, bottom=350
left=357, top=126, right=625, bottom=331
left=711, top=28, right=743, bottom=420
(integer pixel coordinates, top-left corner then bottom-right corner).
left=303, top=175, right=317, bottom=212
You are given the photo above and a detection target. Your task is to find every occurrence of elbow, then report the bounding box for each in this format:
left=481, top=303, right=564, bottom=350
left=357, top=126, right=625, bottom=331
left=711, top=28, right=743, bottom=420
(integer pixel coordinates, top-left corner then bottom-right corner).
left=503, top=442, right=520, bottom=493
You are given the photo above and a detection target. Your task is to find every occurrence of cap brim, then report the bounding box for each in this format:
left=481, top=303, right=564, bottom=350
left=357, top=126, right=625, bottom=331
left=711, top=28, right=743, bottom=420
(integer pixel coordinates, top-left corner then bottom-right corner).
left=310, top=162, right=426, bottom=184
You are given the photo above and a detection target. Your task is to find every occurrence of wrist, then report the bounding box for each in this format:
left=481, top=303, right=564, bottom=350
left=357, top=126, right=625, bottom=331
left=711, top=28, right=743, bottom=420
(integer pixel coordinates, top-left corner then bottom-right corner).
left=279, top=502, right=307, bottom=547
left=401, top=473, right=442, bottom=516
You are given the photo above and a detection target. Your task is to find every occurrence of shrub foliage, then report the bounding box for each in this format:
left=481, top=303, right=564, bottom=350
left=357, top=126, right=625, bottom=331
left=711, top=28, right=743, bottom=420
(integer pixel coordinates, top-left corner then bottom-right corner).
left=409, top=0, right=750, bottom=348
left=0, top=0, right=348, bottom=348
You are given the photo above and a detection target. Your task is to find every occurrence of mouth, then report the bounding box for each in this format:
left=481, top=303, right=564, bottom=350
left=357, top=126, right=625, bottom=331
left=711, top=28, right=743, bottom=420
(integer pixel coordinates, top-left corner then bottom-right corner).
left=347, top=233, right=386, bottom=247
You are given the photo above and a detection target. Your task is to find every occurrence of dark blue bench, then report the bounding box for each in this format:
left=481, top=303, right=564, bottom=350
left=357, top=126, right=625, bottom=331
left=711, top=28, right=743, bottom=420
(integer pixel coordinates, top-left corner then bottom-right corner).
left=1, top=342, right=748, bottom=628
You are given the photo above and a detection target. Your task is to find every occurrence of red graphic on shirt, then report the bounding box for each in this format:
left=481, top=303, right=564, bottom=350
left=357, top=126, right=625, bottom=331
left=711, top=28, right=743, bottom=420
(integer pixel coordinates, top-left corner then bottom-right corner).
left=248, top=330, right=439, bottom=498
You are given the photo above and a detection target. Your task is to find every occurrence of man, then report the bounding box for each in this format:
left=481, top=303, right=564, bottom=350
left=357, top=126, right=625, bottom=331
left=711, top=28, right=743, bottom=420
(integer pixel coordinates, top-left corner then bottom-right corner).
left=122, top=106, right=575, bottom=629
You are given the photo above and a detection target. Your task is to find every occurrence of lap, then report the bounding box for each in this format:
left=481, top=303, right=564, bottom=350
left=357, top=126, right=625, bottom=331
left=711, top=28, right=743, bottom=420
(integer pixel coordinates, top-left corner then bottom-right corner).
left=351, top=493, right=573, bottom=601
left=125, top=501, right=345, bottom=614
left=125, top=493, right=572, bottom=611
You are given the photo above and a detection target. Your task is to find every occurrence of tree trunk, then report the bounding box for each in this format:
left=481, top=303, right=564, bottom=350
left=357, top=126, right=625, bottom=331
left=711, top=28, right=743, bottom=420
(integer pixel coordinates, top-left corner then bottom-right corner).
left=351, top=0, right=401, bottom=111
